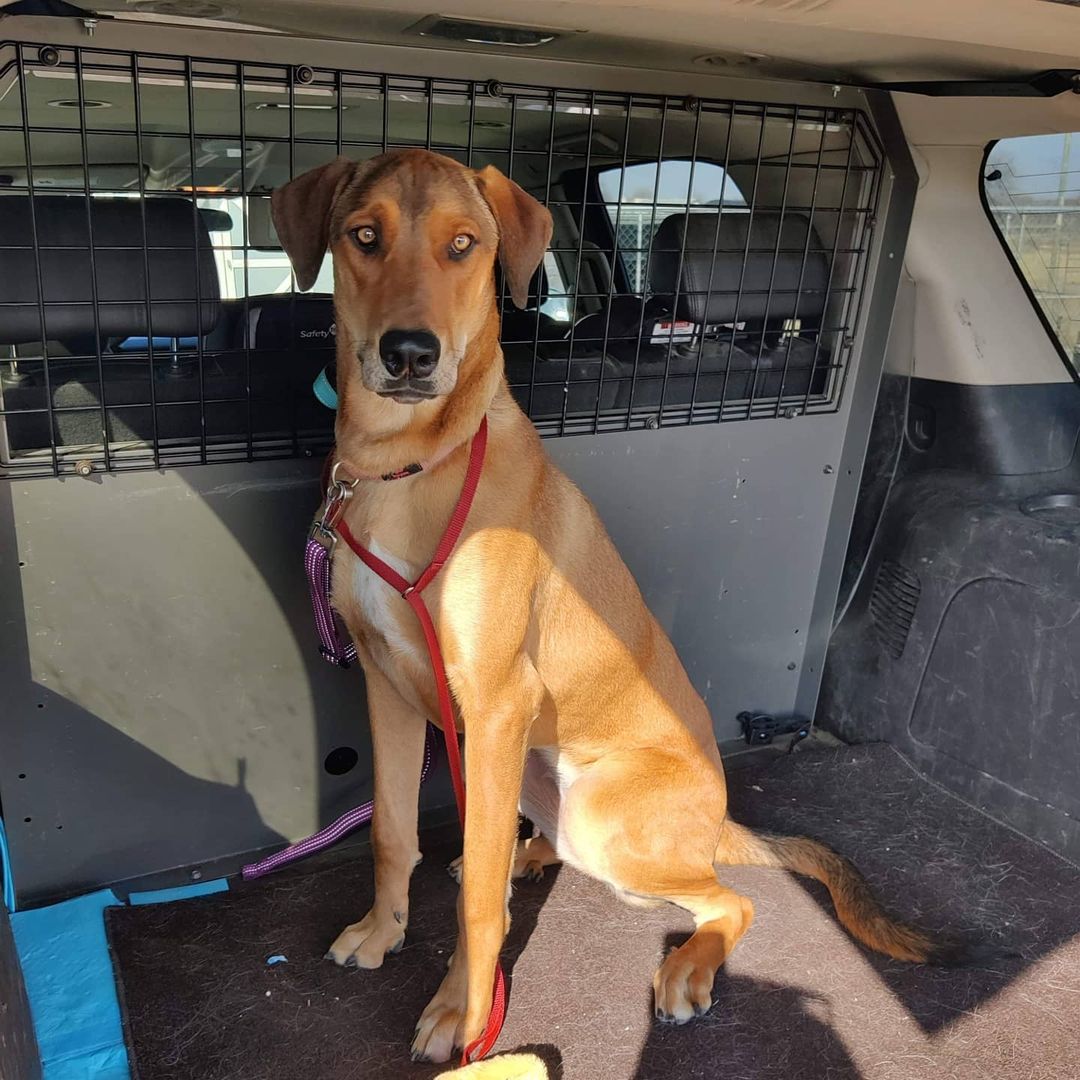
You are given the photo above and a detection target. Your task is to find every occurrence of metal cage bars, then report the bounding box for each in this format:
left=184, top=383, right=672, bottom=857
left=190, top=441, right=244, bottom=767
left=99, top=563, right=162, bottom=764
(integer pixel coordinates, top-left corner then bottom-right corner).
left=0, top=42, right=885, bottom=477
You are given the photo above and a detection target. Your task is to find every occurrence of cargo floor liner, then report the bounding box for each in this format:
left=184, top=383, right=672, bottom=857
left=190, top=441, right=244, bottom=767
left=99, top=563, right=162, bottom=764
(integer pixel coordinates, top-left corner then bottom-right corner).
left=106, top=743, right=1080, bottom=1079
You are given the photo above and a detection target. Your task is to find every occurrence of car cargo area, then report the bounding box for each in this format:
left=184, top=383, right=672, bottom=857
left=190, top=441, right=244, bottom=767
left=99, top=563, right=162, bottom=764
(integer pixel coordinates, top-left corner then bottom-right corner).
left=1, top=3, right=1078, bottom=1079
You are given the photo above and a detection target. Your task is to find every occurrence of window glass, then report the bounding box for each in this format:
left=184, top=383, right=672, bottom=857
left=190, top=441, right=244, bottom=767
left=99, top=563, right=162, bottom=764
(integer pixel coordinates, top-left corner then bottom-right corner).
left=598, top=160, right=746, bottom=291
left=539, top=252, right=572, bottom=323
left=984, top=135, right=1080, bottom=373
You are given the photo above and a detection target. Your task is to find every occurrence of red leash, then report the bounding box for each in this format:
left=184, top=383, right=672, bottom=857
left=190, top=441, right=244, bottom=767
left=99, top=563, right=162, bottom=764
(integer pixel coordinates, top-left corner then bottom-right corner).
left=334, top=415, right=507, bottom=1065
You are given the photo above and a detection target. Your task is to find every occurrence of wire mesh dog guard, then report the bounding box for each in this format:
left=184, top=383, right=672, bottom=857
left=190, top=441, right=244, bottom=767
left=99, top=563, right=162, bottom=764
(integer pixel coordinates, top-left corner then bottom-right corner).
left=0, top=42, right=884, bottom=477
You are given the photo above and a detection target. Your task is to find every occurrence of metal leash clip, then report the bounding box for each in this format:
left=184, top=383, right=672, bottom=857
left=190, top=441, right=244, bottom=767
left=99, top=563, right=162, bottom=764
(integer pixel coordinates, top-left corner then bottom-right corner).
left=309, top=461, right=359, bottom=552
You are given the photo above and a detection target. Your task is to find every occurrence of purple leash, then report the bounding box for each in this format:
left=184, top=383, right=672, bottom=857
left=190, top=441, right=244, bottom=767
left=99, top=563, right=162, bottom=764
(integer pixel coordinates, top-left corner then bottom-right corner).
left=305, top=534, right=356, bottom=667
left=241, top=532, right=439, bottom=881
left=241, top=725, right=437, bottom=881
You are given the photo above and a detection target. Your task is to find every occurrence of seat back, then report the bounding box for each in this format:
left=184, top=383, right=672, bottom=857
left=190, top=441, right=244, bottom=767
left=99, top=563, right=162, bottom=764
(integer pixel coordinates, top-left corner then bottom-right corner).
left=0, top=194, right=220, bottom=346
left=648, top=211, right=828, bottom=333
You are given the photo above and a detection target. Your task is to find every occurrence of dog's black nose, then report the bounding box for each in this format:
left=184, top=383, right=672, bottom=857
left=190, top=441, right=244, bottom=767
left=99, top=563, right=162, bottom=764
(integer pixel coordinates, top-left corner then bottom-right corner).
left=378, top=329, right=440, bottom=379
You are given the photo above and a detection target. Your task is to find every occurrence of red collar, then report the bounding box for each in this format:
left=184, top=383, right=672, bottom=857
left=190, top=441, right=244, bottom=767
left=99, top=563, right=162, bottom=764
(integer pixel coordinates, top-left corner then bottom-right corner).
left=332, top=421, right=483, bottom=485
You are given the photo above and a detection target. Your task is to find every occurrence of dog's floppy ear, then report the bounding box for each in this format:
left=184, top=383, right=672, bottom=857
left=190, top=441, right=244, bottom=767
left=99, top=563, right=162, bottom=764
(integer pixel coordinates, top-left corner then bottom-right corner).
left=475, top=165, right=553, bottom=310
left=271, top=156, right=356, bottom=292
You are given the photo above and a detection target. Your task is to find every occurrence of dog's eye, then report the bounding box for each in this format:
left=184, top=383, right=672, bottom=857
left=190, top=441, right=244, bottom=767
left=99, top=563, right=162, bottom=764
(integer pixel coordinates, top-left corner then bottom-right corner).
left=351, top=226, right=378, bottom=251
left=449, top=233, right=474, bottom=258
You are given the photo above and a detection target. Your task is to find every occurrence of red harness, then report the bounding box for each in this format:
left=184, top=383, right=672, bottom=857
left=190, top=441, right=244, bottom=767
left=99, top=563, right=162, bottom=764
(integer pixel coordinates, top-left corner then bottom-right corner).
left=333, top=415, right=506, bottom=1065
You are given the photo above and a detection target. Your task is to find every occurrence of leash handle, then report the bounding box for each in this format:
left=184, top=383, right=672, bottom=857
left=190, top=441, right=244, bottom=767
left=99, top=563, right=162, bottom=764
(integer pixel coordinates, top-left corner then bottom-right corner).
left=463, top=965, right=508, bottom=1065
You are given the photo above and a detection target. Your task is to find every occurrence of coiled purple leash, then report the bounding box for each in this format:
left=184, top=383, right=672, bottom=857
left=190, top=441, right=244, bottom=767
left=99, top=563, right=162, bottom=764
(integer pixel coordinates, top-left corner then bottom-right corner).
left=241, top=724, right=437, bottom=881
left=241, top=489, right=439, bottom=882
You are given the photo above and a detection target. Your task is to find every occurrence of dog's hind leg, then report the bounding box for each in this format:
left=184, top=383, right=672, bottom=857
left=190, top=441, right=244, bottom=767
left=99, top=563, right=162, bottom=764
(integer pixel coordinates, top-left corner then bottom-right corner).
left=446, top=832, right=559, bottom=886
left=515, top=748, right=562, bottom=881
left=447, top=750, right=563, bottom=885
left=512, top=833, right=560, bottom=882
left=557, top=746, right=752, bottom=1024
left=649, top=881, right=754, bottom=1023
left=326, top=661, right=429, bottom=969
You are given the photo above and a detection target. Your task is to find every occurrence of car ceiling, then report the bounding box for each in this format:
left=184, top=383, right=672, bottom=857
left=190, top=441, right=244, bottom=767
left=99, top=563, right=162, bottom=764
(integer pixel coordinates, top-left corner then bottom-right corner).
left=13, top=0, right=1080, bottom=85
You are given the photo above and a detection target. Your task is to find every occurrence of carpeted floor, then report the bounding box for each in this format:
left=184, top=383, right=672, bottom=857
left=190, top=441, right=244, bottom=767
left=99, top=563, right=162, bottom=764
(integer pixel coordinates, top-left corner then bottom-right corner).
left=106, top=743, right=1080, bottom=1080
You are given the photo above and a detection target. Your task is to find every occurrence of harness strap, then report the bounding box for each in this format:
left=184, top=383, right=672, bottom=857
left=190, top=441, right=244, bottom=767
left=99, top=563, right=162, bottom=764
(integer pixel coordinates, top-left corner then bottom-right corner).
left=334, top=415, right=504, bottom=1065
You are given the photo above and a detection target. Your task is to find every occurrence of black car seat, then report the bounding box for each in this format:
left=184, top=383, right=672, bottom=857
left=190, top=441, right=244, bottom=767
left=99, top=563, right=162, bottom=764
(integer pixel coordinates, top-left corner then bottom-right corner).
left=641, top=210, right=831, bottom=409
left=0, top=194, right=221, bottom=451
left=232, top=293, right=338, bottom=434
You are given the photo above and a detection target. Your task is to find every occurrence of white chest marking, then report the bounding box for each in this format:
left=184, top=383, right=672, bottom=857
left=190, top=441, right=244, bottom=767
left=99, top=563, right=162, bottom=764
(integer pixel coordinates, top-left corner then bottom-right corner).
left=350, top=540, right=422, bottom=664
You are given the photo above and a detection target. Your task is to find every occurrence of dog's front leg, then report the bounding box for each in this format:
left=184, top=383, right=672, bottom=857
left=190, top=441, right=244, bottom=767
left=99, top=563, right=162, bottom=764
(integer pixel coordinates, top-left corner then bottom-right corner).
left=412, top=662, right=538, bottom=1063
left=459, top=698, right=532, bottom=1050
left=326, top=660, right=428, bottom=969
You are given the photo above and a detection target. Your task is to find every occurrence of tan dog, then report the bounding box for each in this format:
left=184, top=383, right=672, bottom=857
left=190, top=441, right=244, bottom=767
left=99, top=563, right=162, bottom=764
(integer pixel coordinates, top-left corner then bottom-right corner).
left=272, top=149, right=961, bottom=1065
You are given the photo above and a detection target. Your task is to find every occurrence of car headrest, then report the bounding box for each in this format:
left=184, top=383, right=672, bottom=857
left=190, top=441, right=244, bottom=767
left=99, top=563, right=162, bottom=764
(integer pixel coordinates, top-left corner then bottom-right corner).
left=494, top=263, right=548, bottom=310
left=649, top=212, right=828, bottom=326
left=245, top=294, right=337, bottom=350
left=0, top=195, right=220, bottom=346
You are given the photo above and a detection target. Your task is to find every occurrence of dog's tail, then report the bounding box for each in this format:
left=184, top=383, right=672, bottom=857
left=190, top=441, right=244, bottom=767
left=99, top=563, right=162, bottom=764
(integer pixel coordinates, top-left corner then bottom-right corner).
left=715, top=820, right=977, bottom=965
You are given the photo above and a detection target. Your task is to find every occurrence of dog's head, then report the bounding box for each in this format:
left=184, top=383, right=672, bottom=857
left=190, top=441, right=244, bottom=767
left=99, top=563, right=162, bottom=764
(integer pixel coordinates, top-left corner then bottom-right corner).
left=271, top=149, right=552, bottom=404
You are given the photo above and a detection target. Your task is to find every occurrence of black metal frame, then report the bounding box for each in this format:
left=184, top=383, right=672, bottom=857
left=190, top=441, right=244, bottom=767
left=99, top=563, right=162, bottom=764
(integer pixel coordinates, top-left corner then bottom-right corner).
left=0, top=41, right=885, bottom=478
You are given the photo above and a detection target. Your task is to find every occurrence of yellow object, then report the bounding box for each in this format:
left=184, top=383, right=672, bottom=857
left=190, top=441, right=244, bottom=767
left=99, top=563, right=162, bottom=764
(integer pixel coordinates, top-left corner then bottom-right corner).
left=435, top=1053, right=549, bottom=1079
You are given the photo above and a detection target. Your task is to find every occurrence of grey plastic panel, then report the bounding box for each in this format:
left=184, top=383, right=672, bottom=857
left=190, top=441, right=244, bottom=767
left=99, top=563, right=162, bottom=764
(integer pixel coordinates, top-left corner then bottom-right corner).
left=546, top=420, right=841, bottom=719
left=2, top=418, right=840, bottom=903
left=1, top=461, right=389, bottom=903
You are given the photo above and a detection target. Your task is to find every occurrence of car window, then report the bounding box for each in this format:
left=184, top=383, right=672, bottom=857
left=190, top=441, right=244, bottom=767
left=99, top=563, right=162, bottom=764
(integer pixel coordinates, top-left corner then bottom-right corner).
left=199, top=195, right=336, bottom=296
left=539, top=252, right=572, bottom=323
left=983, top=135, right=1080, bottom=376
left=598, top=160, right=746, bottom=291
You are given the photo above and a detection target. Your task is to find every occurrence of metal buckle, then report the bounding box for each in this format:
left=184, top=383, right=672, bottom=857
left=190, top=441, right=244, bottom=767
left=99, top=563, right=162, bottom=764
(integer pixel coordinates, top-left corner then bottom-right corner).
left=309, top=464, right=359, bottom=550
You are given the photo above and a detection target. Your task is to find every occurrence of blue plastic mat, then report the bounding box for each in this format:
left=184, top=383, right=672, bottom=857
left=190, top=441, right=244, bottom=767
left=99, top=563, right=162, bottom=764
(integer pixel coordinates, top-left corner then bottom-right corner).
left=11, top=879, right=229, bottom=1080
left=128, top=879, right=228, bottom=906
left=0, top=816, right=14, bottom=913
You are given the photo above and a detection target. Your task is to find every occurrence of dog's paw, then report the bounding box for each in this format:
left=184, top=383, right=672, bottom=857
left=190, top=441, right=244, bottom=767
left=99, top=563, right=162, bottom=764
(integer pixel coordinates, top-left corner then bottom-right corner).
left=510, top=835, right=559, bottom=884
left=513, top=858, right=546, bottom=883
left=652, top=949, right=716, bottom=1025
left=324, top=909, right=406, bottom=969
left=447, top=855, right=464, bottom=885
left=412, top=963, right=468, bottom=1064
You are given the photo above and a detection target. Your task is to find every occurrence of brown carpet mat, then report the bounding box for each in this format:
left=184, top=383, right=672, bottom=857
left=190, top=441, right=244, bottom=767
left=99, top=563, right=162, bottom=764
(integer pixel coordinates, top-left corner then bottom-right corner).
left=106, top=743, right=1080, bottom=1080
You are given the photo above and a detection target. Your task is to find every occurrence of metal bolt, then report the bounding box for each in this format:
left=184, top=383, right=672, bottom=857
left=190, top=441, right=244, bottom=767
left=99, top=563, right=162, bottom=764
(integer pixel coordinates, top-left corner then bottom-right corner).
left=191, top=868, right=203, bottom=881
left=832, top=84, right=842, bottom=98
left=485, top=79, right=504, bottom=99
left=782, top=407, right=802, bottom=419
left=82, top=17, right=97, bottom=37
left=787, top=662, right=797, bottom=671
left=683, top=95, right=699, bottom=114
left=823, top=464, right=834, bottom=475
left=38, top=46, right=60, bottom=67
left=645, top=415, right=660, bottom=430
left=75, top=459, right=94, bottom=478
left=294, top=65, right=315, bottom=86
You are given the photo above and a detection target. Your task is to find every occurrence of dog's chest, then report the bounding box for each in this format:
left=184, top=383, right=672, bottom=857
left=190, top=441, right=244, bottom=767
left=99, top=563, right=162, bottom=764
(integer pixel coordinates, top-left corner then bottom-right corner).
left=344, top=539, right=423, bottom=664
